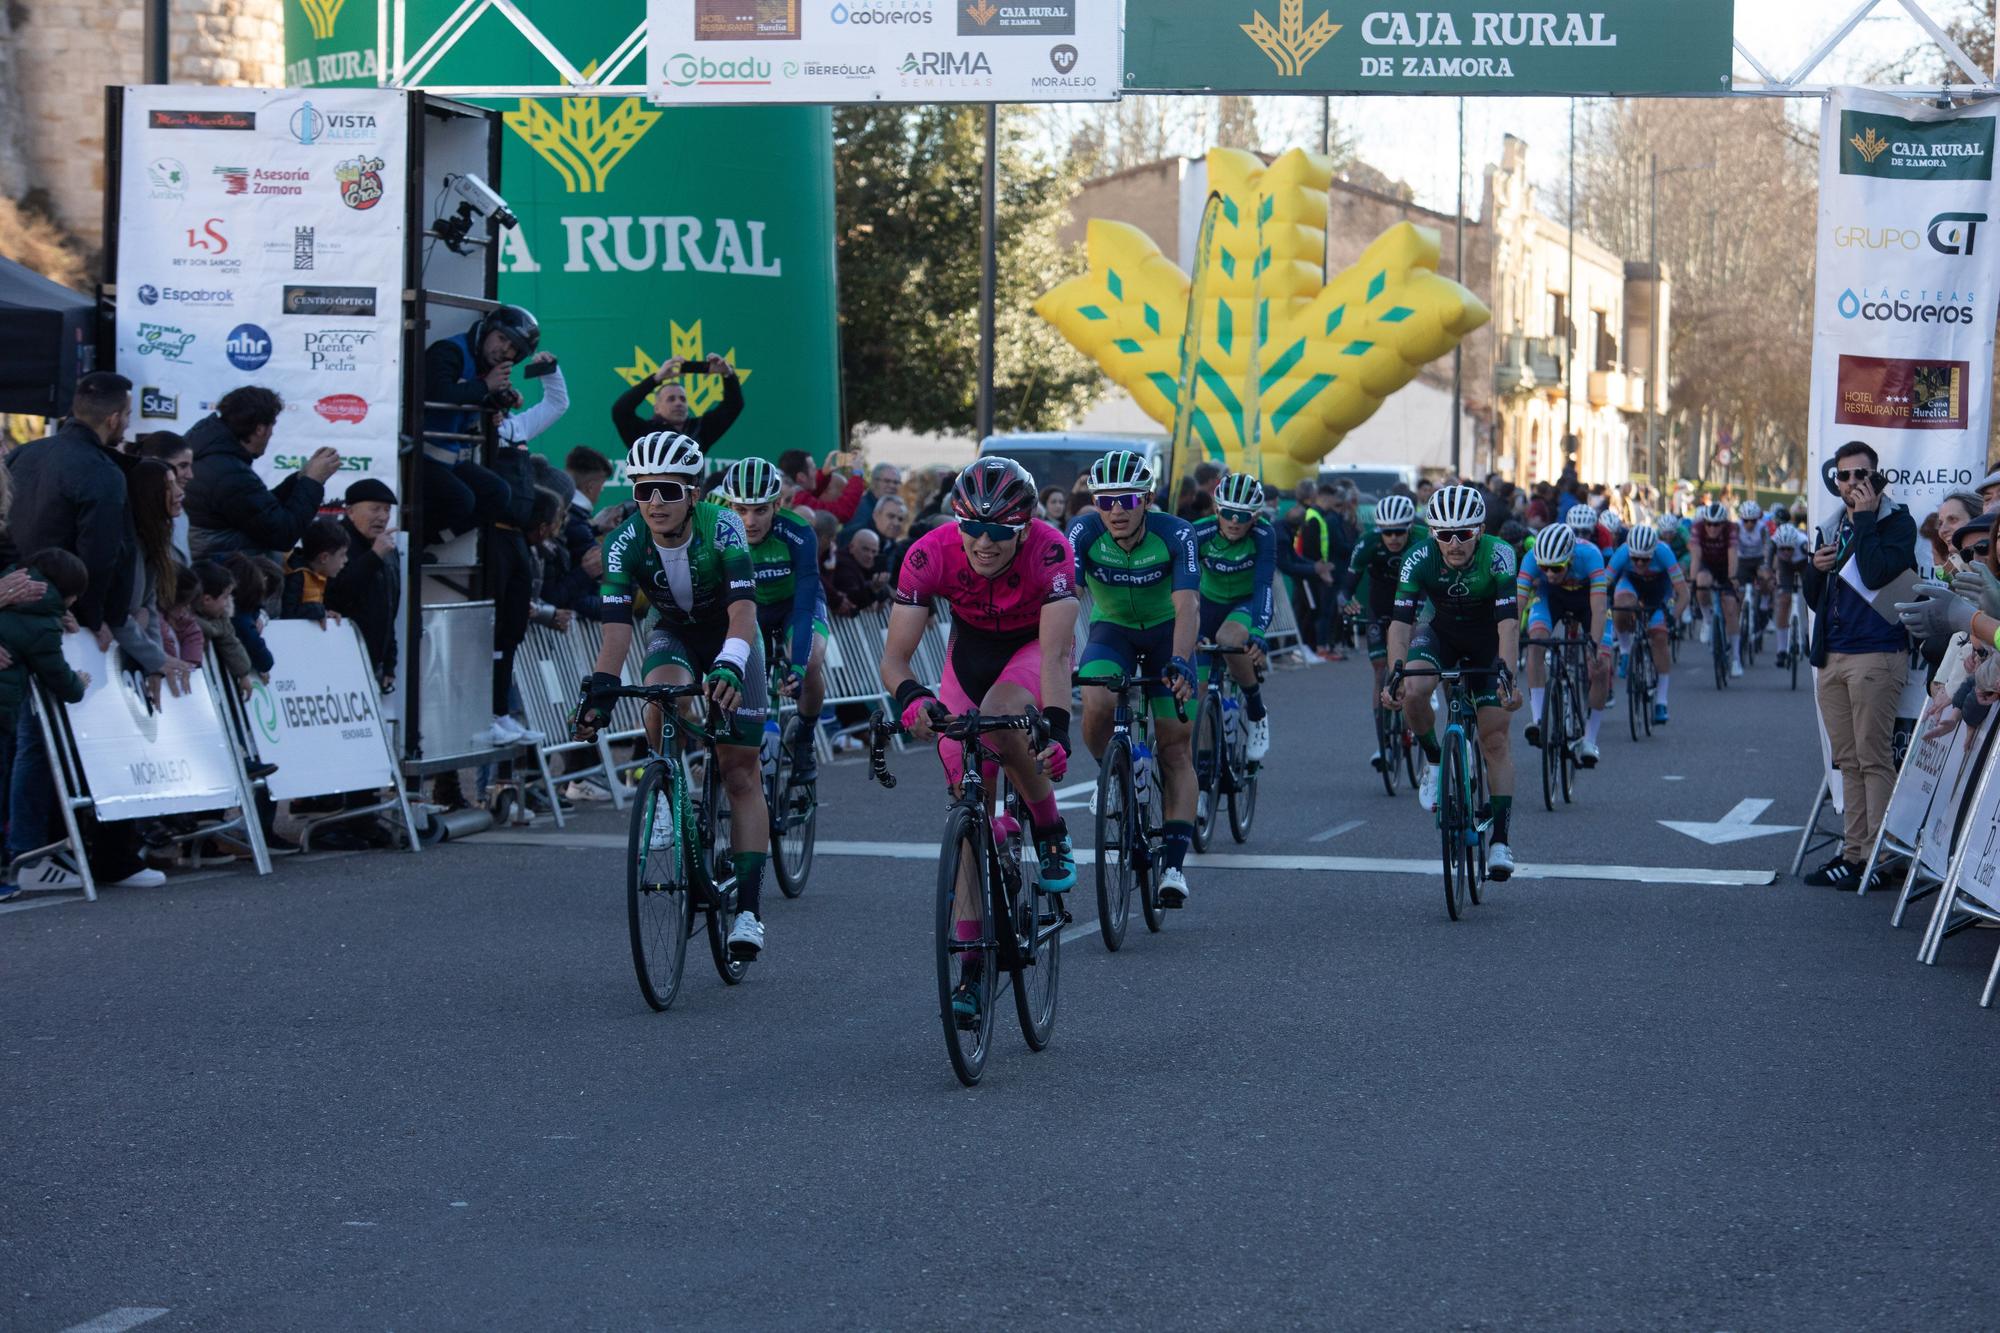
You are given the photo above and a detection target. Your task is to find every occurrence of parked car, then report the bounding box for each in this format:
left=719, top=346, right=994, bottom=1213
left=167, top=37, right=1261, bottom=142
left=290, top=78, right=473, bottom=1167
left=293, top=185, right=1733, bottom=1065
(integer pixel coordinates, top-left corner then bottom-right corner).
left=978, top=431, right=1169, bottom=497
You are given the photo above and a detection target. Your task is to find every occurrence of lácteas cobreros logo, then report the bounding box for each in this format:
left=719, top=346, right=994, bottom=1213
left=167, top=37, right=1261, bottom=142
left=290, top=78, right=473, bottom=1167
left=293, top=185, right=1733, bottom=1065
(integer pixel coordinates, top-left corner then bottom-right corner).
left=1841, top=110, right=1994, bottom=181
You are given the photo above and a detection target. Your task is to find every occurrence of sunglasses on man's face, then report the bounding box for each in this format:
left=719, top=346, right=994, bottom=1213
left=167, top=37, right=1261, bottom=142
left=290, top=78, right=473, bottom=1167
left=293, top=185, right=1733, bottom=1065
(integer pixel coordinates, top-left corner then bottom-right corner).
left=958, top=519, right=1023, bottom=543
left=634, top=480, right=689, bottom=505
left=1094, top=492, right=1147, bottom=512
left=1964, top=539, right=1993, bottom=559
left=1434, top=528, right=1480, bottom=545
left=1834, top=468, right=1877, bottom=483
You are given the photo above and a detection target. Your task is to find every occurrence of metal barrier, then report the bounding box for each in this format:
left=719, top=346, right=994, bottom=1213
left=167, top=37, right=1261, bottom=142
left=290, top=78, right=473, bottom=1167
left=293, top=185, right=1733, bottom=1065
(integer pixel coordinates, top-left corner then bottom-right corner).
left=514, top=618, right=654, bottom=810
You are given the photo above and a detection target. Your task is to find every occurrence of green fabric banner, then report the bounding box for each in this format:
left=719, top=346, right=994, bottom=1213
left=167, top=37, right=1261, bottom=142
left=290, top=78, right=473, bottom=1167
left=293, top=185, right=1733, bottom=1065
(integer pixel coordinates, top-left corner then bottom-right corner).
left=284, top=1, right=841, bottom=482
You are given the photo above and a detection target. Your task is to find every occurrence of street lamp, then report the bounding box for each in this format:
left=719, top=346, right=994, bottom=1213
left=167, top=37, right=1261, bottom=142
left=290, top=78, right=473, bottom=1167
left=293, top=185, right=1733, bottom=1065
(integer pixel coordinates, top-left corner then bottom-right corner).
left=1647, top=155, right=1713, bottom=497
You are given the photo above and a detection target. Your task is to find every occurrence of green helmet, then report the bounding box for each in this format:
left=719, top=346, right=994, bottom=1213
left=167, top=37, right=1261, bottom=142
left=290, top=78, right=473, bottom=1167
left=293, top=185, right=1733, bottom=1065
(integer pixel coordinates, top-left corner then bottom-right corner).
left=1215, top=473, right=1264, bottom=514
left=1087, top=449, right=1156, bottom=494
left=717, top=456, right=784, bottom=505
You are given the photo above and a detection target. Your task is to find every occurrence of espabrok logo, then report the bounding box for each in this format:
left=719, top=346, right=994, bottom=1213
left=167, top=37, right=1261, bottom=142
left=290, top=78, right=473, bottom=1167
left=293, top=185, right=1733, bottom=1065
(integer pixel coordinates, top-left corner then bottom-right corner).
left=136, top=283, right=234, bottom=308
left=1840, top=110, right=1994, bottom=181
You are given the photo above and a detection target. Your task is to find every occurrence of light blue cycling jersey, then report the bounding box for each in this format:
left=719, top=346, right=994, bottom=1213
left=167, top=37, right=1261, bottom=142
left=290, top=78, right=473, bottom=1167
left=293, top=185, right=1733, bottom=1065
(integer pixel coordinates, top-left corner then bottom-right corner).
left=1606, top=543, right=1684, bottom=604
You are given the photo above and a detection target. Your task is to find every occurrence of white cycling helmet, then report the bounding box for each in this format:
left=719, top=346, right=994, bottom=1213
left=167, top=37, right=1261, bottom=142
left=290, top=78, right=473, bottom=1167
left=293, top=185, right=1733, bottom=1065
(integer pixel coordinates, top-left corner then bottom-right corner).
left=1698, top=502, right=1729, bottom=524
left=1739, top=500, right=1763, bottom=522
left=1602, top=511, right=1626, bottom=536
left=1426, top=484, right=1486, bottom=531
left=627, top=430, right=704, bottom=478
left=1375, top=494, right=1418, bottom=532
left=1565, top=504, right=1599, bottom=536
left=1533, top=523, right=1578, bottom=567
left=1627, top=524, right=1660, bottom=557
left=1772, top=525, right=1804, bottom=551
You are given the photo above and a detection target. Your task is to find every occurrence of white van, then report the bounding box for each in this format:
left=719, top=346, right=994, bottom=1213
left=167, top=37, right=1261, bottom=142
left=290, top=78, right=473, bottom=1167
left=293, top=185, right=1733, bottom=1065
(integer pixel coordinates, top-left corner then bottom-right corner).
left=1316, top=462, right=1419, bottom=500
left=978, top=431, right=1169, bottom=497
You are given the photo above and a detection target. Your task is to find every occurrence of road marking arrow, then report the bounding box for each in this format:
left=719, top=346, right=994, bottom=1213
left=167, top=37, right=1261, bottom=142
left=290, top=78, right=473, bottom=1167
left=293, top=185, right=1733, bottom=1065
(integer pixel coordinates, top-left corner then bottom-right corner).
left=1659, top=798, right=1802, bottom=846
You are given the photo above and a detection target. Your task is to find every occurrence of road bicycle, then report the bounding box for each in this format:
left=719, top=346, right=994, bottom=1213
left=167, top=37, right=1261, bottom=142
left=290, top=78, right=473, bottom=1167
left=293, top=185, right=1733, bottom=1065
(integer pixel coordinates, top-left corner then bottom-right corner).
left=760, top=650, right=817, bottom=898
left=1779, top=588, right=1804, bottom=690
left=867, top=709, right=1063, bottom=1088
left=1388, top=660, right=1507, bottom=922
left=1738, top=575, right=1766, bottom=668
left=1534, top=632, right=1591, bottom=812
left=1627, top=627, right=1659, bottom=741
left=1372, top=681, right=1420, bottom=798
left=1708, top=590, right=1733, bottom=691
left=1192, top=641, right=1260, bottom=850
left=590, top=681, right=748, bottom=1013
left=1081, top=670, right=1173, bottom=951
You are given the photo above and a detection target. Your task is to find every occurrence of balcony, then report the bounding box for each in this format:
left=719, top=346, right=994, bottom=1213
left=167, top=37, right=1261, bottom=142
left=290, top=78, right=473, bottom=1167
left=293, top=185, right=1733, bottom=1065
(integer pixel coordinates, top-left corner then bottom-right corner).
left=1495, top=335, right=1568, bottom=396
left=1623, top=374, right=1647, bottom=415
left=1587, top=369, right=1627, bottom=409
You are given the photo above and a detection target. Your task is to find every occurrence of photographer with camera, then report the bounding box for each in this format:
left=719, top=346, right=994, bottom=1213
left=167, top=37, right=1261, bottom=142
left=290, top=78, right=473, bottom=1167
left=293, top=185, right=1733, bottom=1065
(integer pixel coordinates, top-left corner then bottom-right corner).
left=611, top=353, right=743, bottom=449
left=1798, top=441, right=1917, bottom=889
left=421, top=305, right=540, bottom=547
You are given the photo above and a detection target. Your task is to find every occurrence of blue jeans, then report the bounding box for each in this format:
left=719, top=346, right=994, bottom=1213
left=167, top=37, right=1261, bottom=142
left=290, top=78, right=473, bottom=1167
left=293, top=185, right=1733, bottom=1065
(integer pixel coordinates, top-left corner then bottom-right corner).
left=8, top=705, right=54, bottom=864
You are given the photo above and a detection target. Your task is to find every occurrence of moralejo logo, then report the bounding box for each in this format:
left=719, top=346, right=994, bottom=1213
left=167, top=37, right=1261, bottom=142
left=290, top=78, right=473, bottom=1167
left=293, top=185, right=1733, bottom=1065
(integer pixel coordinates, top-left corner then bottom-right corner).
left=335, top=156, right=385, bottom=210
left=1840, top=110, right=1994, bottom=181
left=504, top=63, right=659, bottom=194
left=315, top=394, right=369, bottom=424
left=1241, top=2, right=1339, bottom=78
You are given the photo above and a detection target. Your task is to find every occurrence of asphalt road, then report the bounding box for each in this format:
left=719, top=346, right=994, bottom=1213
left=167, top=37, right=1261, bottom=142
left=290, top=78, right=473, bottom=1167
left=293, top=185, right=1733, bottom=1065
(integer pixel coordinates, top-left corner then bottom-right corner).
left=5, top=643, right=1998, bottom=1331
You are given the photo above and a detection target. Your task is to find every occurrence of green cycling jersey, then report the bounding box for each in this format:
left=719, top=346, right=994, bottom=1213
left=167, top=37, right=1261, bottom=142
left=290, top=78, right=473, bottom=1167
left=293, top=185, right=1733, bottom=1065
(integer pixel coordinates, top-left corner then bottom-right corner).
left=598, top=501, right=756, bottom=632
left=1392, top=534, right=1518, bottom=635
left=1065, top=508, right=1201, bottom=630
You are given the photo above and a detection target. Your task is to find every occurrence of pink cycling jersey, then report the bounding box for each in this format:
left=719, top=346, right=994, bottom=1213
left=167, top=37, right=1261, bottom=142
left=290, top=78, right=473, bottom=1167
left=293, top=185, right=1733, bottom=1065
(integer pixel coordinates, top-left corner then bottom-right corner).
left=894, top=519, right=1077, bottom=632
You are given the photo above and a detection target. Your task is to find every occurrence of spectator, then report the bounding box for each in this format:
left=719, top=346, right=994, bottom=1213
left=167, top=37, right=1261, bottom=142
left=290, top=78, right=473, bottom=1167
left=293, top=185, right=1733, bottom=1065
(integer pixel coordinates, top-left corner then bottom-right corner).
left=323, top=479, right=401, bottom=691
left=831, top=528, right=888, bottom=616
left=7, top=371, right=137, bottom=643
left=138, top=431, right=193, bottom=560
left=223, top=553, right=276, bottom=677
left=842, top=462, right=905, bottom=539
left=810, top=508, right=841, bottom=605
left=1178, top=462, right=1225, bottom=519
left=184, top=387, right=340, bottom=560
left=1801, top=441, right=1917, bottom=889
left=160, top=567, right=205, bottom=669
left=611, top=354, right=743, bottom=449
left=868, top=495, right=911, bottom=580
left=495, top=351, right=569, bottom=448
left=563, top=446, right=612, bottom=550
left=193, top=561, right=257, bottom=699
left=1296, top=483, right=1351, bottom=660
left=780, top=448, right=864, bottom=523
left=282, top=517, right=351, bottom=626
left=1924, top=489, right=1981, bottom=567
left=0, top=546, right=91, bottom=902
left=1977, top=467, right=2000, bottom=513
left=1275, top=480, right=1323, bottom=654
left=420, top=307, right=532, bottom=546
left=520, top=489, right=575, bottom=635
left=1039, top=486, right=1068, bottom=524
left=124, top=459, right=192, bottom=705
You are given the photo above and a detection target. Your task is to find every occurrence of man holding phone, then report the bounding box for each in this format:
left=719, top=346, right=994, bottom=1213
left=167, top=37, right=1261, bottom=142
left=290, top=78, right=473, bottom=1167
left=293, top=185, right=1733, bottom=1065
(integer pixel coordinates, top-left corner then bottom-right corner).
left=1799, top=440, right=1917, bottom=889
left=611, top=352, right=744, bottom=449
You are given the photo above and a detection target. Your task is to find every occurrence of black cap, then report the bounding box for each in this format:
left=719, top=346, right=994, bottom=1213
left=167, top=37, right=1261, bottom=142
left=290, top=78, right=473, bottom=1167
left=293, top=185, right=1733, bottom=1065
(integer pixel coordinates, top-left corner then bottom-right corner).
left=343, top=478, right=397, bottom=506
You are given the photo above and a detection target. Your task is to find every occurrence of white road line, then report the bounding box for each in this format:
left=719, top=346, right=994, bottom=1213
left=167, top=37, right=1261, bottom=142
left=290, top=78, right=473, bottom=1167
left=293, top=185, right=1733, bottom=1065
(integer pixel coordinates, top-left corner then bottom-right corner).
left=60, top=1309, right=171, bottom=1333
left=1308, top=819, right=1365, bottom=843
left=0, top=894, right=80, bottom=915
left=472, top=831, right=1775, bottom=886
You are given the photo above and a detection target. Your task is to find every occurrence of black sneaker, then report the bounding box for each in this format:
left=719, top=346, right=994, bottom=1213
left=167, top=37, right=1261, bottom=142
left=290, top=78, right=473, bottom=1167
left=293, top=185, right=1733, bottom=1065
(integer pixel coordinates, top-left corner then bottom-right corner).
left=1524, top=723, right=1542, bottom=749
left=1802, top=856, right=1862, bottom=888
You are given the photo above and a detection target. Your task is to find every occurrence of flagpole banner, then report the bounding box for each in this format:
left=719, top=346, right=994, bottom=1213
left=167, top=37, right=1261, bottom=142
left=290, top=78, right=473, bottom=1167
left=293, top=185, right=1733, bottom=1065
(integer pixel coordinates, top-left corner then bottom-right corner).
left=1808, top=88, right=1999, bottom=535
left=58, top=636, right=245, bottom=821
left=646, top=0, right=1120, bottom=104
left=115, top=83, right=408, bottom=503
left=247, top=621, right=397, bottom=801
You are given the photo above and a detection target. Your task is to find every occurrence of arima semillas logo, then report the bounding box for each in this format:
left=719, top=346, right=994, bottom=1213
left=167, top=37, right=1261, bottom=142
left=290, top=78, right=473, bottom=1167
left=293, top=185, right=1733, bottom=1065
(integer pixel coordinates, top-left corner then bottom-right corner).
left=226, top=323, right=272, bottom=371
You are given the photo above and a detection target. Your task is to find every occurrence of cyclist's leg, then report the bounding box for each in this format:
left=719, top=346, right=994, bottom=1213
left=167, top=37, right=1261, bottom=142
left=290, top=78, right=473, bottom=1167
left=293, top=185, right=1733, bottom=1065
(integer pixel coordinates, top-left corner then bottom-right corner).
left=1077, top=620, right=1140, bottom=760
left=1403, top=626, right=1449, bottom=758
left=1217, top=612, right=1262, bottom=700
left=1132, top=621, right=1198, bottom=881
left=1612, top=584, right=1641, bottom=657
left=639, top=625, right=697, bottom=754
left=707, top=634, right=772, bottom=922
left=1524, top=601, right=1553, bottom=724
left=1476, top=697, right=1516, bottom=854
left=1693, top=566, right=1715, bottom=627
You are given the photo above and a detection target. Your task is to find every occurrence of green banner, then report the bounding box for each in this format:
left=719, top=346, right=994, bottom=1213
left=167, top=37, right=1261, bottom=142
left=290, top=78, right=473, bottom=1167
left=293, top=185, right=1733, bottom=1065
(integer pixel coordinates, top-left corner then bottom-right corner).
left=284, top=2, right=841, bottom=486
left=1125, top=0, right=1735, bottom=96
left=1839, top=109, right=1997, bottom=182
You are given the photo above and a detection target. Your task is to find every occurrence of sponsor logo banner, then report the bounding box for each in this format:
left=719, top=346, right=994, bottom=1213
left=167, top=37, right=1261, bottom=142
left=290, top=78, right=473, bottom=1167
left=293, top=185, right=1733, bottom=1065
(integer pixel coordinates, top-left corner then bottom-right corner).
left=140, top=386, right=180, bottom=419
left=148, top=108, right=256, bottom=130
left=1833, top=354, right=1969, bottom=430
left=134, top=323, right=197, bottom=360
left=1840, top=109, right=1995, bottom=182
left=284, top=284, right=377, bottom=316
left=959, top=2, right=1074, bottom=36
left=303, top=328, right=377, bottom=371
left=314, top=393, right=370, bottom=424
left=250, top=622, right=396, bottom=802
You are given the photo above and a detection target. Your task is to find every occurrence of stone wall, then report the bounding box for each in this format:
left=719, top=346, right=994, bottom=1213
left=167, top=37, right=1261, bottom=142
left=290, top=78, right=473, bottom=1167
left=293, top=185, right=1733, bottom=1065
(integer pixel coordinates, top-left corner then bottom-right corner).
left=13, top=0, right=286, bottom=254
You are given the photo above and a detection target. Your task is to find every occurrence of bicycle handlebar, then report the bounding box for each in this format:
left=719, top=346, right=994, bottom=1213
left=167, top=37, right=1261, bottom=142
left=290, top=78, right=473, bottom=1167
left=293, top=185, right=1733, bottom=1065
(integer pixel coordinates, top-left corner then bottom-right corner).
left=1071, top=671, right=1191, bottom=722
left=1384, top=659, right=1514, bottom=692
left=867, top=708, right=1050, bottom=790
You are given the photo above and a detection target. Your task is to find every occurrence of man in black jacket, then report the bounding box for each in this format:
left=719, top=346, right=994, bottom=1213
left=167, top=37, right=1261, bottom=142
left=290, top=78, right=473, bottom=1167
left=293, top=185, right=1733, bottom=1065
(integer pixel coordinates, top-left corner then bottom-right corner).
left=610, top=355, right=743, bottom=448
left=184, top=386, right=341, bottom=560
left=7, top=372, right=136, bottom=642
left=1800, top=440, right=1917, bottom=889
left=323, top=478, right=400, bottom=692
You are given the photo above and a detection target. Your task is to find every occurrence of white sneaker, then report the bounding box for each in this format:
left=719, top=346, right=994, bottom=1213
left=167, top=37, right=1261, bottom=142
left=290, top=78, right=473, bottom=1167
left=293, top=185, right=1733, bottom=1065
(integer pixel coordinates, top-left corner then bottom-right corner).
left=1730, top=658, right=1744, bottom=679
left=1573, top=738, right=1601, bottom=768
left=727, top=911, right=765, bottom=960
left=1697, top=619, right=1710, bottom=644
left=1416, top=756, right=1439, bottom=812
left=110, top=867, right=167, bottom=889
left=1487, top=842, right=1516, bottom=881
left=15, top=856, right=82, bottom=891
left=647, top=795, right=676, bottom=850
left=513, top=719, right=546, bottom=743
left=1157, top=867, right=1190, bottom=908
left=564, top=778, right=613, bottom=803
left=1246, top=716, right=1270, bottom=761
left=479, top=715, right=525, bottom=747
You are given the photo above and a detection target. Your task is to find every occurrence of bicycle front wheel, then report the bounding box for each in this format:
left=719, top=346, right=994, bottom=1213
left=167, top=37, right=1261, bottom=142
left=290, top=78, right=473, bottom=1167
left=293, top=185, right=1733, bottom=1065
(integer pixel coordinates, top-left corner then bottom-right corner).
left=1193, top=694, right=1221, bottom=852
left=1012, top=845, right=1061, bottom=1052
left=936, top=805, right=995, bottom=1087
left=1539, top=670, right=1562, bottom=813
left=700, top=757, right=746, bottom=987
left=1440, top=737, right=1470, bottom=922
left=1375, top=705, right=1401, bottom=798
left=1094, top=735, right=1135, bottom=952
left=627, top=762, right=691, bottom=1012
left=1227, top=700, right=1258, bottom=843
left=772, top=715, right=817, bottom=898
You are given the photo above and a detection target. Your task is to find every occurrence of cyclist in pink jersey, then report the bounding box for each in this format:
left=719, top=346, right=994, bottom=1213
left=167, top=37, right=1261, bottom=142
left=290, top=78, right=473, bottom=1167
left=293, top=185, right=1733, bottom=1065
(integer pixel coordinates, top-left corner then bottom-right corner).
left=879, top=458, right=1079, bottom=898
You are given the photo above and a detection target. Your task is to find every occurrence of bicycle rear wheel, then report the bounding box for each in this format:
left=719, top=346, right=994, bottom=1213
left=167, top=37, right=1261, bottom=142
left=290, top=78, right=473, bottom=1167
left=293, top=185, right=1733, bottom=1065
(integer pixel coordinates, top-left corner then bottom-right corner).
left=1093, top=735, right=1134, bottom=952
left=627, top=762, right=692, bottom=1012
left=1193, top=694, right=1221, bottom=852
left=1137, top=745, right=1165, bottom=935
left=1440, top=736, right=1470, bottom=921
left=936, top=805, right=995, bottom=1087
left=772, top=715, right=817, bottom=898
left=1374, top=705, right=1401, bottom=797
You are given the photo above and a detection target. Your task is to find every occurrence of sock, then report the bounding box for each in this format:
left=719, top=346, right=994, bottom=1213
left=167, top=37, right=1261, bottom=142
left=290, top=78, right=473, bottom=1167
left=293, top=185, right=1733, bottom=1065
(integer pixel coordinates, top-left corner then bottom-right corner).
left=733, top=850, right=767, bottom=918
left=1244, top=685, right=1266, bottom=722
left=1420, top=729, right=1441, bottom=763
left=1529, top=686, right=1546, bottom=720
left=1491, top=795, right=1512, bottom=844
left=1618, top=630, right=1635, bottom=656
left=1161, top=820, right=1195, bottom=872
left=1586, top=709, right=1604, bottom=745
left=953, top=919, right=981, bottom=943
left=1655, top=674, right=1672, bottom=707
left=1026, top=793, right=1061, bottom=832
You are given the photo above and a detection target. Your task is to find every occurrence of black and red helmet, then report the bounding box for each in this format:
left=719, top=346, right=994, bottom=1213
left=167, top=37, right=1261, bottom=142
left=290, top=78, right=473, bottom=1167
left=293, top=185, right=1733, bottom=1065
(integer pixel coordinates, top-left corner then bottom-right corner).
left=950, top=457, right=1038, bottom=527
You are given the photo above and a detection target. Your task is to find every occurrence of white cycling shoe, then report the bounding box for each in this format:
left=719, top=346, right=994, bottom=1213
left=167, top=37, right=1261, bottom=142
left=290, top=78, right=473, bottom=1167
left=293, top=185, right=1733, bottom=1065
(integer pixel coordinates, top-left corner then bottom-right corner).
left=1488, top=842, right=1517, bottom=881
left=1416, top=756, right=1439, bottom=812
left=1730, top=658, right=1744, bottom=679
left=1246, top=717, right=1270, bottom=761
left=1573, top=739, right=1601, bottom=768
left=727, top=911, right=765, bottom=961
left=1157, top=868, right=1190, bottom=908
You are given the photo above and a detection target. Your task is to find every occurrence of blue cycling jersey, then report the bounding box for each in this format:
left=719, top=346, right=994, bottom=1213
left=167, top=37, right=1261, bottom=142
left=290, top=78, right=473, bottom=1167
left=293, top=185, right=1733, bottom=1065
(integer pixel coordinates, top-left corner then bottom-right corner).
left=1606, top=543, right=1683, bottom=603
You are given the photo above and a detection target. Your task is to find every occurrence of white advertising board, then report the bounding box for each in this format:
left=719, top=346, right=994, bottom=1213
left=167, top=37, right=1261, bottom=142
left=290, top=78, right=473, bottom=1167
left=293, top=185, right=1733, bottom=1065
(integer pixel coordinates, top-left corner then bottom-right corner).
left=646, top=0, right=1119, bottom=104
left=115, top=85, right=408, bottom=502
left=59, top=635, right=245, bottom=821
left=246, top=621, right=397, bottom=801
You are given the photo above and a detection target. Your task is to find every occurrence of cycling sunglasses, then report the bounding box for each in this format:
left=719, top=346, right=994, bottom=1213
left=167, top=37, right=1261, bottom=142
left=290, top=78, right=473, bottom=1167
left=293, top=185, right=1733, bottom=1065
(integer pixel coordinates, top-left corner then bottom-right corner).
left=957, top=518, right=1024, bottom=543
left=1094, top=492, right=1148, bottom=511
left=1217, top=506, right=1258, bottom=523
left=1434, top=528, right=1480, bottom=545
left=634, top=480, right=689, bottom=505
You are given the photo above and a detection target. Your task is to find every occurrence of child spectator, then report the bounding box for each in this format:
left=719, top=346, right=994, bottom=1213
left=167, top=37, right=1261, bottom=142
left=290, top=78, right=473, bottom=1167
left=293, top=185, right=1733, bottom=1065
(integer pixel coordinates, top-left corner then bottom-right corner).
left=281, top=518, right=349, bottom=625
left=223, top=552, right=275, bottom=676
left=160, top=566, right=206, bottom=669
left=193, top=560, right=257, bottom=699
left=0, top=548, right=92, bottom=729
